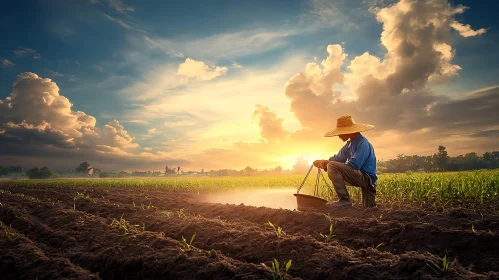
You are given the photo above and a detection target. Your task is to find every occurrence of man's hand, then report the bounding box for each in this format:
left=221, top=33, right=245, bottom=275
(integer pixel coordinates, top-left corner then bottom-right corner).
left=313, top=160, right=329, bottom=171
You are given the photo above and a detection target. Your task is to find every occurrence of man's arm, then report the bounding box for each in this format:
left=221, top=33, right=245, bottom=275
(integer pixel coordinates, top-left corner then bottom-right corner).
left=346, top=141, right=369, bottom=170
left=329, top=143, right=349, bottom=163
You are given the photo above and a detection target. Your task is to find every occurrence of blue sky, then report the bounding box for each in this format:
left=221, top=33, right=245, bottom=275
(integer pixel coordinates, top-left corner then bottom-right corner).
left=1, top=0, right=498, bottom=171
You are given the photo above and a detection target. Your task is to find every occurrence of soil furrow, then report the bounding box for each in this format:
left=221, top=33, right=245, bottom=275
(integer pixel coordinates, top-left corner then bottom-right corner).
left=33, top=190, right=493, bottom=279
left=6, top=185, right=498, bottom=274
left=0, top=222, right=99, bottom=280
left=0, top=193, right=278, bottom=280
left=1, top=184, right=498, bottom=279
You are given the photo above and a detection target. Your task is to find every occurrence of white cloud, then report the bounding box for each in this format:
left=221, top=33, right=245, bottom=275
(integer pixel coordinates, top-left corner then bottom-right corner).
left=107, top=0, right=134, bottom=13
left=252, top=104, right=289, bottom=142
left=232, top=62, right=243, bottom=69
left=450, top=21, right=487, bottom=37
left=311, top=0, right=339, bottom=22
left=144, top=36, right=184, bottom=58
left=0, top=73, right=197, bottom=171
left=177, top=58, right=228, bottom=81
left=276, top=0, right=498, bottom=160
left=146, top=28, right=299, bottom=59
left=12, top=47, right=40, bottom=59
left=103, top=14, right=146, bottom=33
left=1, top=59, right=15, bottom=68
left=164, top=120, right=196, bottom=127
left=0, top=73, right=137, bottom=150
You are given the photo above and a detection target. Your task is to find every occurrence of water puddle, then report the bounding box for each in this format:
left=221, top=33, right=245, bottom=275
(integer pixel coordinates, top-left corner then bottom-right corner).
left=203, top=188, right=299, bottom=210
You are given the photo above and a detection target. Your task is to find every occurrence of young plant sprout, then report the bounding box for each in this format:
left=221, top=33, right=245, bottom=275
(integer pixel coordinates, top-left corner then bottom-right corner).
left=268, top=221, right=283, bottom=239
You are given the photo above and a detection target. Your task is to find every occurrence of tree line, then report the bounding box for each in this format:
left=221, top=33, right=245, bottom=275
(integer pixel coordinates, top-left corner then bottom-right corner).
left=378, top=146, right=499, bottom=173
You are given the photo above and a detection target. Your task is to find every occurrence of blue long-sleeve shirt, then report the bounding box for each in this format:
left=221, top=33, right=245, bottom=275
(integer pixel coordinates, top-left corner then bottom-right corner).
left=329, top=134, right=378, bottom=184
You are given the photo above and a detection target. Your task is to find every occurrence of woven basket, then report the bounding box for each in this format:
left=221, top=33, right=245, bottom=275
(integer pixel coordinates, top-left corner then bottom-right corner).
left=294, top=193, right=327, bottom=211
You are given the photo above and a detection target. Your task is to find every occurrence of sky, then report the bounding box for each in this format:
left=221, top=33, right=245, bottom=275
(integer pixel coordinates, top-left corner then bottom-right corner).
left=0, top=0, right=498, bottom=172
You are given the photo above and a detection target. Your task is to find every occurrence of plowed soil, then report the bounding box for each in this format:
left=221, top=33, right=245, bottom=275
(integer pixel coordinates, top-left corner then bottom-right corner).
left=1, top=183, right=498, bottom=280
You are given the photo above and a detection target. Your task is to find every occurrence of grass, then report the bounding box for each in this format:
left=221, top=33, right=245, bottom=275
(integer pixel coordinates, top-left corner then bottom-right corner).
left=2, top=170, right=498, bottom=207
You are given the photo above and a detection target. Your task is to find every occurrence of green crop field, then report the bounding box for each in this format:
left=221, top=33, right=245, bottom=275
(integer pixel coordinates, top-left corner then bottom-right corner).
left=3, top=170, right=498, bottom=208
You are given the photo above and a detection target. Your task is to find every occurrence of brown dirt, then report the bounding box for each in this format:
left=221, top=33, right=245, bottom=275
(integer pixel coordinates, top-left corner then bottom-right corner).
left=0, top=183, right=498, bottom=280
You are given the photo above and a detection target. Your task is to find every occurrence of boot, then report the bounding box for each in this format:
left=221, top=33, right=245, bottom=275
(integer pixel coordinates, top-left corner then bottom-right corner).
left=362, top=184, right=376, bottom=208
left=327, top=199, right=352, bottom=207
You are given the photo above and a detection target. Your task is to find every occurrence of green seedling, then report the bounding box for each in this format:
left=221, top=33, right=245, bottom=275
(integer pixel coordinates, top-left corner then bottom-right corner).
left=207, top=249, right=214, bottom=257
left=373, top=214, right=383, bottom=223
left=427, top=255, right=457, bottom=276
left=4, top=225, right=17, bottom=240
left=471, top=224, right=476, bottom=234
left=216, top=216, right=227, bottom=225
left=161, top=210, right=172, bottom=218
left=319, top=224, right=335, bottom=243
left=110, top=215, right=133, bottom=235
left=489, top=230, right=495, bottom=236
left=177, top=208, right=186, bottom=218
left=375, top=242, right=385, bottom=250
left=323, top=213, right=332, bottom=224
left=265, top=258, right=292, bottom=280
left=268, top=221, right=283, bottom=239
left=181, top=233, right=196, bottom=250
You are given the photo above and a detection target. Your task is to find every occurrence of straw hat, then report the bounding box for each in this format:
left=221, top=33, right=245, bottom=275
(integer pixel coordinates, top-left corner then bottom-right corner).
left=324, top=116, right=374, bottom=137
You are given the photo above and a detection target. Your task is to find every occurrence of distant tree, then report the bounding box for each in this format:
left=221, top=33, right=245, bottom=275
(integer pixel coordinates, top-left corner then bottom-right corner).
left=26, top=167, right=55, bottom=179
left=463, top=152, right=480, bottom=170
left=0, top=166, right=23, bottom=176
left=75, top=162, right=92, bottom=173
left=177, top=166, right=180, bottom=174
left=165, top=165, right=176, bottom=174
left=243, top=166, right=256, bottom=175
left=434, top=146, right=449, bottom=171
left=273, top=166, right=283, bottom=173
left=448, top=155, right=464, bottom=171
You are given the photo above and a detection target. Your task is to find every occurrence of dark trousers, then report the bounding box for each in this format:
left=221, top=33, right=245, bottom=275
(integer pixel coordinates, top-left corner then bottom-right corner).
left=326, top=161, right=371, bottom=201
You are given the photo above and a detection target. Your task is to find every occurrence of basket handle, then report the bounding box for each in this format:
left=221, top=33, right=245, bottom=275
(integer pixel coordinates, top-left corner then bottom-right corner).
left=296, top=164, right=314, bottom=194
left=297, top=165, right=334, bottom=196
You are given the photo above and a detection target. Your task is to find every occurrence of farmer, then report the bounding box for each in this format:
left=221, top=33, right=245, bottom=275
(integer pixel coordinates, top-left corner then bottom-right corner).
left=313, top=115, right=377, bottom=208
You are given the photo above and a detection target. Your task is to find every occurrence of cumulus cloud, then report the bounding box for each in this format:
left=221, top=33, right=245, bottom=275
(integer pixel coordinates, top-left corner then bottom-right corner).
left=252, top=104, right=289, bottom=142
left=13, top=47, right=40, bottom=59
left=0, top=72, right=196, bottom=171
left=177, top=58, right=228, bottom=81
left=271, top=0, right=497, bottom=158
left=1, top=59, right=15, bottom=68
left=0, top=72, right=139, bottom=153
